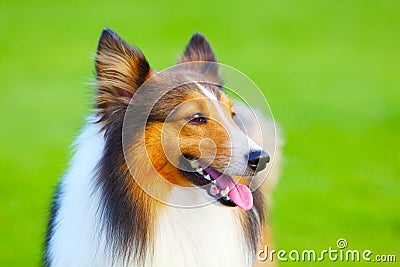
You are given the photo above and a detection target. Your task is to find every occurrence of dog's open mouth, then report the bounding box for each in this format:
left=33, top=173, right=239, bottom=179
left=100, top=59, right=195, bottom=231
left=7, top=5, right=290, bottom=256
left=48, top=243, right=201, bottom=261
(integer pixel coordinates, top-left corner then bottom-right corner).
left=180, top=157, right=253, bottom=210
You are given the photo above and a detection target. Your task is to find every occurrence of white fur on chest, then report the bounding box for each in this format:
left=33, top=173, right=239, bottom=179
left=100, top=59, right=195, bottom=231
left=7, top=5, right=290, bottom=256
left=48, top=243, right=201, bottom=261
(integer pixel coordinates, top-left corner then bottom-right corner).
left=152, top=188, right=251, bottom=267
left=47, top=120, right=113, bottom=267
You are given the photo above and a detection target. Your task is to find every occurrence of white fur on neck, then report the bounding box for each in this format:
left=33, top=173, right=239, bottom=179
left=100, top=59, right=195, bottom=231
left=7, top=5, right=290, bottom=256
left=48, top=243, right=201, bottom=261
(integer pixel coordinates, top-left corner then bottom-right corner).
left=46, top=117, right=113, bottom=266
left=153, top=187, right=251, bottom=267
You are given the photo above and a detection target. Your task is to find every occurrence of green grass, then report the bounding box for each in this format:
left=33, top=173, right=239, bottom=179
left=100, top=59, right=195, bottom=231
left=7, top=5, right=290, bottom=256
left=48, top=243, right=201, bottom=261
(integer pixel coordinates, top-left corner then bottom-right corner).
left=1, top=0, right=399, bottom=266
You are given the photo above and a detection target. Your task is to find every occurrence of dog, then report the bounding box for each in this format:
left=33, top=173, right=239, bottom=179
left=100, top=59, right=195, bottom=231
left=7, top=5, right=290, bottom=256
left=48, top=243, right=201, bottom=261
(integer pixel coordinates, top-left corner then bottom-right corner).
left=44, top=28, right=281, bottom=267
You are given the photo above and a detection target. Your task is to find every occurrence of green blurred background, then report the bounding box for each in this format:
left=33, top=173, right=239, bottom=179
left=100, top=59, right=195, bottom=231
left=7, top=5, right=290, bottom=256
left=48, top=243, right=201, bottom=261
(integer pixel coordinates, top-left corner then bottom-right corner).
left=1, top=0, right=399, bottom=266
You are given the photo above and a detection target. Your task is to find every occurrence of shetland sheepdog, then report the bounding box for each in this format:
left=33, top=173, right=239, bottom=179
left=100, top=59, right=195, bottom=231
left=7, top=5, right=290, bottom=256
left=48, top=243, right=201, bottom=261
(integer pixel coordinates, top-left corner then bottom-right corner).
left=44, top=28, right=280, bottom=267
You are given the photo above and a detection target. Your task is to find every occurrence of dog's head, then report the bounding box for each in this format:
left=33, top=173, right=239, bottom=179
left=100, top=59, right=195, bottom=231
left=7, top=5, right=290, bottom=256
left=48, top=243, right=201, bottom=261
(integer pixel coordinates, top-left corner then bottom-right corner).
left=95, top=29, right=269, bottom=210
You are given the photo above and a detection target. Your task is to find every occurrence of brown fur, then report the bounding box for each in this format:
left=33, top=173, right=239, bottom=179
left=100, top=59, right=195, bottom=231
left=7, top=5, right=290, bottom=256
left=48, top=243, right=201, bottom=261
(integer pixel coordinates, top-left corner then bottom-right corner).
left=93, top=29, right=268, bottom=266
left=95, top=29, right=152, bottom=125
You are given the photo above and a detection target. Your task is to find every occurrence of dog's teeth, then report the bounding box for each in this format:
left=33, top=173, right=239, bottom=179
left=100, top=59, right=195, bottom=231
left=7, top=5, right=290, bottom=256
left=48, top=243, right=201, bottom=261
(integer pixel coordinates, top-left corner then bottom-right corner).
left=211, top=180, right=217, bottom=185
left=221, top=187, right=230, bottom=197
left=189, top=160, right=200, bottom=168
left=209, top=184, right=220, bottom=196
left=204, top=174, right=211, bottom=181
left=225, top=196, right=230, bottom=201
left=196, top=168, right=204, bottom=175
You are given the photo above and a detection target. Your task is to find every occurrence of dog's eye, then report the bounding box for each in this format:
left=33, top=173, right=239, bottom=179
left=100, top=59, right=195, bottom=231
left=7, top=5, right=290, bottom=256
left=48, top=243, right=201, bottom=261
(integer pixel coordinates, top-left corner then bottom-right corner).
left=231, top=111, right=236, bottom=118
left=187, top=113, right=207, bottom=125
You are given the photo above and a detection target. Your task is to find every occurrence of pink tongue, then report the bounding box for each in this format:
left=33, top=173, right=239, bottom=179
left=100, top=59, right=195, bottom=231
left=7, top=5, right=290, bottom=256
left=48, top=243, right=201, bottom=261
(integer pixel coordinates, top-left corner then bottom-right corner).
left=200, top=162, right=253, bottom=211
left=216, top=174, right=253, bottom=211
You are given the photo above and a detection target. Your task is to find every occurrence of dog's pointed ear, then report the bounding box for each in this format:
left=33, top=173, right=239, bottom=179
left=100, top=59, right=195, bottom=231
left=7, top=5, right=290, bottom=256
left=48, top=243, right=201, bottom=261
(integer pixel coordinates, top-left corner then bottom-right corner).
left=95, top=28, right=151, bottom=110
left=178, top=33, right=221, bottom=84
left=179, top=33, right=217, bottom=63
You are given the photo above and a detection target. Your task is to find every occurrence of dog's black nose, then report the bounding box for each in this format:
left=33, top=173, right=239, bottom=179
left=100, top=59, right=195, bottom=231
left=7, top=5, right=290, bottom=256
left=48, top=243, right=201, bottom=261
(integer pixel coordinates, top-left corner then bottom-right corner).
left=247, top=150, right=270, bottom=172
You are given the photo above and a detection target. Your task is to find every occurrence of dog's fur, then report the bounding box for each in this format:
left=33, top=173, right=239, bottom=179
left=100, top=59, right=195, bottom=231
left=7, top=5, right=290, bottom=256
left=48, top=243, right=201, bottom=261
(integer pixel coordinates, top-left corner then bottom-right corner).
left=44, top=29, right=281, bottom=267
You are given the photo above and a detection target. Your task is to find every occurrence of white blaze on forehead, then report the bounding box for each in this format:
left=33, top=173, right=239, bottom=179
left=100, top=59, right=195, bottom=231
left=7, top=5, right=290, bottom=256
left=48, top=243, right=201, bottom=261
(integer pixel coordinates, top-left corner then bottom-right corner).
left=194, top=81, right=261, bottom=148
left=194, top=82, right=218, bottom=101
left=194, top=82, right=264, bottom=174
left=194, top=82, right=231, bottom=126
